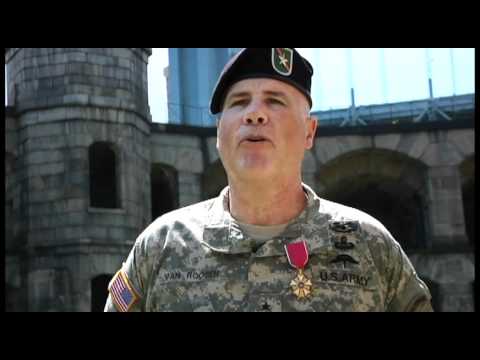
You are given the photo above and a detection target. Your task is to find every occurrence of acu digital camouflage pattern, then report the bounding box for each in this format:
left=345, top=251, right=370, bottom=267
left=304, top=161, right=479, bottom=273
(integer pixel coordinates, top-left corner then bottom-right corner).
left=105, top=183, right=433, bottom=312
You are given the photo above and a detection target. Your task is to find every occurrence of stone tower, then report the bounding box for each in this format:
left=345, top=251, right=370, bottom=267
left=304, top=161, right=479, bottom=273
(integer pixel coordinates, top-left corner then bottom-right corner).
left=5, top=48, right=153, bottom=311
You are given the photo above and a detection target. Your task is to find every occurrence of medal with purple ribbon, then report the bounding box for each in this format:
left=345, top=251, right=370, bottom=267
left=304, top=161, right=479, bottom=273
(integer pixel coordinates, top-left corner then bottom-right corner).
left=284, top=240, right=312, bottom=300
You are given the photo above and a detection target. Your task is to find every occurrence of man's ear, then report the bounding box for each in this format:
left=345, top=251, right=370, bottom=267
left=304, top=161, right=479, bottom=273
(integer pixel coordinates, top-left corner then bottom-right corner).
left=305, top=115, right=318, bottom=150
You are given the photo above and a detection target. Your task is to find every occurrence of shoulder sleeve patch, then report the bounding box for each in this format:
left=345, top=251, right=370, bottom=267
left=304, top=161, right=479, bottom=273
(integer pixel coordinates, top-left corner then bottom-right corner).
left=108, top=270, right=140, bottom=312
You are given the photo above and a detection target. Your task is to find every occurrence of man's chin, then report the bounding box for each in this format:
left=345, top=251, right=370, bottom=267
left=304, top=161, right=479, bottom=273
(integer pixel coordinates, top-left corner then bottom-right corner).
left=235, top=165, right=276, bottom=181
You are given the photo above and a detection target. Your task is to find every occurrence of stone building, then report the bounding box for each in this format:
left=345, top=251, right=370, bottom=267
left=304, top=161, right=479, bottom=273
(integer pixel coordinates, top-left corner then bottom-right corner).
left=4, top=48, right=475, bottom=311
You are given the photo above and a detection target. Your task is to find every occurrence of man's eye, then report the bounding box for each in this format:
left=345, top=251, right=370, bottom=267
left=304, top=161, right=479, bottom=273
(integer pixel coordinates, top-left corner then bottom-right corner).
left=268, top=98, right=285, bottom=105
left=229, top=99, right=248, bottom=107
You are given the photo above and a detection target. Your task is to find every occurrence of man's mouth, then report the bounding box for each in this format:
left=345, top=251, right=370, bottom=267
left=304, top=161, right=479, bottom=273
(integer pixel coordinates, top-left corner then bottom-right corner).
left=245, top=136, right=269, bottom=143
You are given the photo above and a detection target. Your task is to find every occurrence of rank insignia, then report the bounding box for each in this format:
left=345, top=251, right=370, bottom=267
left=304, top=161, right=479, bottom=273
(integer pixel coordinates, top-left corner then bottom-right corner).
left=261, top=301, right=272, bottom=312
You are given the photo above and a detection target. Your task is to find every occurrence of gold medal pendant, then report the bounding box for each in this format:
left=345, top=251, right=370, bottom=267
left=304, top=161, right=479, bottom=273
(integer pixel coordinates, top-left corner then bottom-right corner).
left=285, top=240, right=312, bottom=300
left=289, top=269, right=312, bottom=300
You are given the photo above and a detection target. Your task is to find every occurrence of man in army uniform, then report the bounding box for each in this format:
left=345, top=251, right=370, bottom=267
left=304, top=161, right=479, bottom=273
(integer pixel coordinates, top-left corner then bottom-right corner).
left=105, top=48, right=433, bottom=312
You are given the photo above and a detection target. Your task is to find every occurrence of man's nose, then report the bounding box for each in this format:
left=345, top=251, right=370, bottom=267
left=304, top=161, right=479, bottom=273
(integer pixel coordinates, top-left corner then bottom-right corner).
left=243, top=106, right=269, bottom=126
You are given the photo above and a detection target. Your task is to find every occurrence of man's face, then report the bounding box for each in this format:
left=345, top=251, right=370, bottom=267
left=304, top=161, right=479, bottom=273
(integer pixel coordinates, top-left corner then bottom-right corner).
left=217, top=78, right=317, bottom=182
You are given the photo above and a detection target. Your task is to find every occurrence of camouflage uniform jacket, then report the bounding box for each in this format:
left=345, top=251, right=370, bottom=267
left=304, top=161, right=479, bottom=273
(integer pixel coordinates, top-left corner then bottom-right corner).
left=105, top=183, right=433, bottom=312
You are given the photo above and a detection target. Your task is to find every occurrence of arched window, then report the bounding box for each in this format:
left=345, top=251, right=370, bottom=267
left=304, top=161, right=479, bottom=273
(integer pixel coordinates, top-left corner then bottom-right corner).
left=91, top=274, right=113, bottom=312
left=89, top=142, right=120, bottom=208
left=151, top=164, right=178, bottom=221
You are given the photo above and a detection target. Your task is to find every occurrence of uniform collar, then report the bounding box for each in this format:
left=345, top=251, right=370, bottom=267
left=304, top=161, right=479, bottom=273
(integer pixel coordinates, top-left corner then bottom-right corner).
left=202, top=183, right=333, bottom=256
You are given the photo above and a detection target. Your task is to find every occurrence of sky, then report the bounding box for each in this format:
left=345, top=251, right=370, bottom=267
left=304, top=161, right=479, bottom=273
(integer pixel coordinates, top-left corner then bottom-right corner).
left=5, top=48, right=474, bottom=124
left=147, top=48, right=474, bottom=123
left=147, top=48, right=170, bottom=123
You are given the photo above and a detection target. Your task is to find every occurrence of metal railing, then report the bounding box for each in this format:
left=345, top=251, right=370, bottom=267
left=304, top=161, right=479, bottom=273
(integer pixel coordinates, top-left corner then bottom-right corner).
left=313, top=93, right=474, bottom=127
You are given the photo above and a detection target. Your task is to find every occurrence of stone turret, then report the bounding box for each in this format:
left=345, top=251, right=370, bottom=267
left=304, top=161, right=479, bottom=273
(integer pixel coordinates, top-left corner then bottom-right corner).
left=5, top=48, right=152, bottom=311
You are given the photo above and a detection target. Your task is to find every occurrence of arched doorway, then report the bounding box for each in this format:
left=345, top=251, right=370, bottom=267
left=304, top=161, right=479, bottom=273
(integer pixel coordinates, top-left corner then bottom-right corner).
left=318, top=149, right=428, bottom=250
left=151, top=164, right=178, bottom=221
left=462, top=179, right=474, bottom=247
left=459, top=156, right=474, bottom=247
left=5, top=152, right=15, bottom=249
left=91, top=274, right=113, bottom=312
left=472, top=281, right=475, bottom=312
left=202, top=159, right=228, bottom=200
left=422, top=278, right=441, bottom=312
left=5, top=284, right=22, bottom=312
left=323, top=175, right=425, bottom=249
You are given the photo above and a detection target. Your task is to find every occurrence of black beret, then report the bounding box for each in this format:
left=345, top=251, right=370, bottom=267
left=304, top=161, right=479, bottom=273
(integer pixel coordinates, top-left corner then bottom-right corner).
left=210, top=48, right=313, bottom=115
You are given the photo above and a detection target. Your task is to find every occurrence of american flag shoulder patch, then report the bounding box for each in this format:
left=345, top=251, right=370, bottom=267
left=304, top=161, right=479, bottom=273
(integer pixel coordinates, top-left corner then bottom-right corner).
left=108, top=270, right=140, bottom=312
